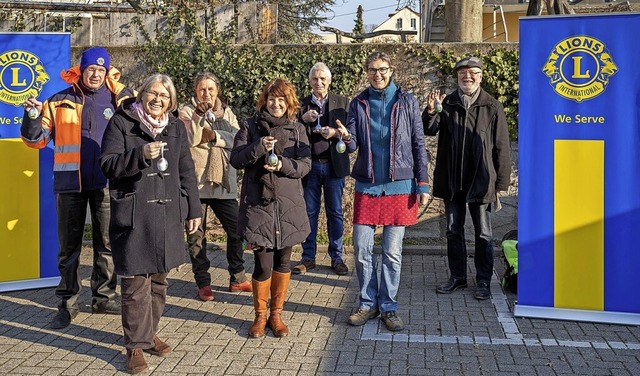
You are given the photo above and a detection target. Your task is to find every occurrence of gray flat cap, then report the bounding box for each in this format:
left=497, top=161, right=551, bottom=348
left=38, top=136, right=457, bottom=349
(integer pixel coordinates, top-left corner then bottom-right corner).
left=454, top=56, right=483, bottom=71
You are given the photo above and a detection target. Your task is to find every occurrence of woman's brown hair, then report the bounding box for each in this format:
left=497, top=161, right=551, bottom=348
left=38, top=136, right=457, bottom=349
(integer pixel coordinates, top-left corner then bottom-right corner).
left=256, top=78, right=300, bottom=122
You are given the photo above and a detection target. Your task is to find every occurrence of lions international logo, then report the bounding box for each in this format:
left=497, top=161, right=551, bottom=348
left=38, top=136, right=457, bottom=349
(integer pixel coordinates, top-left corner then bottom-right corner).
left=542, top=36, right=617, bottom=102
left=0, top=49, right=50, bottom=107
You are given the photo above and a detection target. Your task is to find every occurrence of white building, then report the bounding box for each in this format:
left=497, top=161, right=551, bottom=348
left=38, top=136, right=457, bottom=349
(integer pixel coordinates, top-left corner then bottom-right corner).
left=318, top=6, right=421, bottom=44
left=370, top=6, right=421, bottom=43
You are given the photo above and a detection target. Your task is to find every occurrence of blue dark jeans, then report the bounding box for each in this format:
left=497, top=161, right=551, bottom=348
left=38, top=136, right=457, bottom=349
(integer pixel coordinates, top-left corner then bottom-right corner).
left=55, top=188, right=117, bottom=314
left=301, top=160, right=345, bottom=265
left=444, top=192, right=494, bottom=284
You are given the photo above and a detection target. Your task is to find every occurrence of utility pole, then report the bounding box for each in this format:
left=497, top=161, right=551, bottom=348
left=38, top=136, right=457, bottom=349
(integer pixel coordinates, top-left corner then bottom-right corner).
left=420, top=0, right=426, bottom=43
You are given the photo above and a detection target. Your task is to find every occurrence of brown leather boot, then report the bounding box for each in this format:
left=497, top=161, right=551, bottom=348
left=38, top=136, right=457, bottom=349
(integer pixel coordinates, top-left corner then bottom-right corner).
left=143, top=335, right=171, bottom=357
left=267, top=271, right=291, bottom=337
left=248, top=278, right=270, bottom=338
left=125, top=348, right=148, bottom=374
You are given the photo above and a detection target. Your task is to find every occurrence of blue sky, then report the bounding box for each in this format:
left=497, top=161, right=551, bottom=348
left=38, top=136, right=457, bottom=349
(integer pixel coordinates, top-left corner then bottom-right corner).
left=321, top=1, right=405, bottom=32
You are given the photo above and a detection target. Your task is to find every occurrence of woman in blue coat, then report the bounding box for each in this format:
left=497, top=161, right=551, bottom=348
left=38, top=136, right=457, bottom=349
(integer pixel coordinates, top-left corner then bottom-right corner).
left=345, top=52, right=430, bottom=332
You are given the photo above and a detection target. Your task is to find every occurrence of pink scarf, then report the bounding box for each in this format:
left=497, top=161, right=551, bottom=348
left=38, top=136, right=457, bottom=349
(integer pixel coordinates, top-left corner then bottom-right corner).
left=133, top=102, right=169, bottom=138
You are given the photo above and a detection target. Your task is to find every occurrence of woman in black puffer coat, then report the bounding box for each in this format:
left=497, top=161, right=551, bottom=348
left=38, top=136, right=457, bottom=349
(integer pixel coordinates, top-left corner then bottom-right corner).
left=230, top=78, right=311, bottom=338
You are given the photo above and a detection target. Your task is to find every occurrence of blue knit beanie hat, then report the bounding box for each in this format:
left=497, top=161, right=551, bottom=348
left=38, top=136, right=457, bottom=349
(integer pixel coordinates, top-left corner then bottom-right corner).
left=80, top=47, right=110, bottom=72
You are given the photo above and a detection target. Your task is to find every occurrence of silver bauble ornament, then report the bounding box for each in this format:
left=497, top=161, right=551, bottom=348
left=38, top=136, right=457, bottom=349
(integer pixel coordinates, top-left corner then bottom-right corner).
left=28, top=107, right=39, bottom=119
left=267, top=152, right=279, bottom=167
left=205, top=111, right=216, bottom=124
left=157, top=157, right=168, bottom=172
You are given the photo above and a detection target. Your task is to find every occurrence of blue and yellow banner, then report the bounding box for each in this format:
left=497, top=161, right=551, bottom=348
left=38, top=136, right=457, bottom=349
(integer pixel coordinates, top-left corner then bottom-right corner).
left=0, top=33, right=70, bottom=291
left=518, top=14, right=640, bottom=324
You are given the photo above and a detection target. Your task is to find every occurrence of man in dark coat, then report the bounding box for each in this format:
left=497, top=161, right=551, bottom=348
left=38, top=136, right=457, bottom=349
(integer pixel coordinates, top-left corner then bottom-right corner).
left=422, top=56, right=511, bottom=301
left=294, top=62, right=351, bottom=276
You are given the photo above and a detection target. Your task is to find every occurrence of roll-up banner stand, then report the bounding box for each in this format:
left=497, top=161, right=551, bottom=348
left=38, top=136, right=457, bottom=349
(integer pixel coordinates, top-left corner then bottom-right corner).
left=0, top=33, right=71, bottom=292
left=518, top=14, right=640, bottom=325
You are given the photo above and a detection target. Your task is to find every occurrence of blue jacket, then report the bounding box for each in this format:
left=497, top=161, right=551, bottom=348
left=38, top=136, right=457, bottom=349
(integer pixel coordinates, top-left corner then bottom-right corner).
left=345, top=84, right=429, bottom=188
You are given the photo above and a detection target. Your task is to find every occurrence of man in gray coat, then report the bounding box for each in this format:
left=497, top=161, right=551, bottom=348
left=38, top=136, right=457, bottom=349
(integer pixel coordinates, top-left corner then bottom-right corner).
left=422, top=56, right=511, bottom=301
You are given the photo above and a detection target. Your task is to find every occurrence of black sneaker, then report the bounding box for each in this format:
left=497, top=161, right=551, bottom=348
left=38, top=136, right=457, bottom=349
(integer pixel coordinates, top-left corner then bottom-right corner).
left=50, top=309, right=73, bottom=329
left=474, top=282, right=491, bottom=300
left=292, top=259, right=316, bottom=275
left=91, top=299, right=121, bottom=314
left=332, top=260, right=349, bottom=276
left=436, top=278, right=468, bottom=294
left=381, top=311, right=404, bottom=331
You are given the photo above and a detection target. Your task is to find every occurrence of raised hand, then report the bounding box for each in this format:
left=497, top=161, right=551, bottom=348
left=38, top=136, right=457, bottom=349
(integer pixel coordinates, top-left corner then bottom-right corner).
left=191, top=97, right=212, bottom=117
left=426, top=89, right=446, bottom=113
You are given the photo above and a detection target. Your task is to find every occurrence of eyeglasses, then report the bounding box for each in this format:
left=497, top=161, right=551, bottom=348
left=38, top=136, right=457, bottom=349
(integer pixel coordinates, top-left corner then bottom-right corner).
left=367, top=67, right=391, bottom=75
left=457, top=69, right=482, bottom=77
left=145, top=91, right=171, bottom=101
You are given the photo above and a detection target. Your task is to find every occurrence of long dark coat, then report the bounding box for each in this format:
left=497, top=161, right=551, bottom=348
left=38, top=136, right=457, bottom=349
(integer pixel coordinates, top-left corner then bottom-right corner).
left=230, top=114, right=311, bottom=249
left=100, top=98, right=201, bottom=276
left=422, top=88, right=511, bottom=203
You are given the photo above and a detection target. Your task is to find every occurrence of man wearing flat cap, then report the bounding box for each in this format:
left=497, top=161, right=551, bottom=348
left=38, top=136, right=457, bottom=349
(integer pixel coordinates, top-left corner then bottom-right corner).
left=21, top=46, right=136, bottom=329
left=422, top=56, right=511, bottom=300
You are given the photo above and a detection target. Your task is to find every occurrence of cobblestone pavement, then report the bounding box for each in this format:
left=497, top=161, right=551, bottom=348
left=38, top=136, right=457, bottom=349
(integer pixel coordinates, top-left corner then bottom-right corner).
left=1, top=245, right=639, bottom=375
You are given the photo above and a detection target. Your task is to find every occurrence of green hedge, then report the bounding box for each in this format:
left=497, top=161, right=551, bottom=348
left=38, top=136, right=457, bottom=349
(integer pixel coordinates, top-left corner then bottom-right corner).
left=133, top=8, right=519, bottom=138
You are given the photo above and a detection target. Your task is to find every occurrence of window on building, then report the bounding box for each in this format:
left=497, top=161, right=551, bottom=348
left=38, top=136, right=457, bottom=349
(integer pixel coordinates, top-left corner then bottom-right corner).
left=411, top=18, right=417, bottom=30
left=396, top=18, right=403, bottom=30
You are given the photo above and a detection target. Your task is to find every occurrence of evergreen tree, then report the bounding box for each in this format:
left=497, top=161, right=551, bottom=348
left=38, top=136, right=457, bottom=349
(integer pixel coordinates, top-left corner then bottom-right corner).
left=262, top=0, right=336, bottom=43
left=125, top=0, right=336, bottom=44
left=352, top=5, right=365, bottom=43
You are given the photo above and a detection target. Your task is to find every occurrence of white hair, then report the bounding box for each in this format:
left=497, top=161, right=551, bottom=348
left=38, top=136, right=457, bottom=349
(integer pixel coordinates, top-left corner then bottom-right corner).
left=308, top=62, right=332, bottom=80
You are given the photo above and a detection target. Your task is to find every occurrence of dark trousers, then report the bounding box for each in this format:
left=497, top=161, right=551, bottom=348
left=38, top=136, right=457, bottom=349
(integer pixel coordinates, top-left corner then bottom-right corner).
left=187, top=198, right=246, bottom=287
left=253, top=246, right=292, bottom=281
left=444, top=192, right=494, bottom=284
left=120, top=273, right=168, bottom=350
left=55, top=189, right=117, bottom=313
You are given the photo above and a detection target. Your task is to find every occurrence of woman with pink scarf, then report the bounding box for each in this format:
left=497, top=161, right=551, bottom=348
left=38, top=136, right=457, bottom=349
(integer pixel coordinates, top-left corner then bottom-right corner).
left=100, top=74, right=202, bottom=374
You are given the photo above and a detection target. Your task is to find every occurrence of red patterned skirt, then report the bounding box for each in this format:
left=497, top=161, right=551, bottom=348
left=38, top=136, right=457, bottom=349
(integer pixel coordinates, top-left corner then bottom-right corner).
left=352, top=192, right=418, bottom=226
